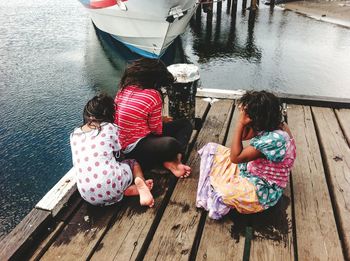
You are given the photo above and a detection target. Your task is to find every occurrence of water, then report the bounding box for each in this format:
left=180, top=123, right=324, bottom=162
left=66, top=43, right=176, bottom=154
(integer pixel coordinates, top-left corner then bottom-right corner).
left=1, top=0, right=350, bottom=238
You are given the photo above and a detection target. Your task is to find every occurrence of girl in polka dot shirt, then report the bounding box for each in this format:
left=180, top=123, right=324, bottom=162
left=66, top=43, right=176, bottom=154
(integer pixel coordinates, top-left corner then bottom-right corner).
left=70, top=94, right=154, bottom=207
left=196, top=91, right=296, bottom=219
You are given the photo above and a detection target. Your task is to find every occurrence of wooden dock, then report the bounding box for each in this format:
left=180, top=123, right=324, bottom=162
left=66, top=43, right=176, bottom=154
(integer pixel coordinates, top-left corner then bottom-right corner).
left=1, top=97, right=349, bottom=261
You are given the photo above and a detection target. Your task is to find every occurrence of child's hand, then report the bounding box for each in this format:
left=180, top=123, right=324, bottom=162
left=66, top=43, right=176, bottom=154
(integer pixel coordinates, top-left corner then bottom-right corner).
left=238, top=105, right=252, bottom=126
left=162, top=116, right=173, bottom=123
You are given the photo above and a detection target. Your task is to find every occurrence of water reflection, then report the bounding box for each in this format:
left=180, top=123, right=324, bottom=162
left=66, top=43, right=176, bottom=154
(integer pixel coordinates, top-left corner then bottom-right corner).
left=190, top=3, right=262, bottom=63
left=185, top=0, right=350, bottom=100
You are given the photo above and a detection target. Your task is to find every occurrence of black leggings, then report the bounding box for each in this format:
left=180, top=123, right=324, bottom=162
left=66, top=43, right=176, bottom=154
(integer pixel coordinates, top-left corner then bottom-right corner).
left=125, top=119, right=193, bottom=170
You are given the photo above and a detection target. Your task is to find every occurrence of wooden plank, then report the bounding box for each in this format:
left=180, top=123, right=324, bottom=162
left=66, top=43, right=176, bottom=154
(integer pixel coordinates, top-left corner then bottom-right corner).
left=89, top=99, right=210, bottom=261
left=197, top=105, right=246, bottom=261
left=287, top=105, right=343, bottom=260
left=249, top=184, right=294, bottom=261
left=197, top=88, right=245, bottom=100
left=39, top=202, right=118, bottom=261
left=188, top=98, right=211, bottom=145
left=197, top=88, right=350, bottom=105
left=312, top=107, right=350, bottom=260
left=143, top=99, right=234, bottom=260
left=36, top=167, right=77, bottom=217
left=335, top=108, right=350, bottom=146
left=249, top=105, right=298, bottom=261
left=0, top=209, right=51, bottom=260
left=28, top=194, right=83, bottom=261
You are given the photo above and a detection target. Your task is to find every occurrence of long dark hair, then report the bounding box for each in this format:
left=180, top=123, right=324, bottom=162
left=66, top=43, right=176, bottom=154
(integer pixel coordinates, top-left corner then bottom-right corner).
left=82, top=94, right=115, bottom=130
left=239, top=90, right=282, bottom=132
left=119, top=58, right=175, bottom=96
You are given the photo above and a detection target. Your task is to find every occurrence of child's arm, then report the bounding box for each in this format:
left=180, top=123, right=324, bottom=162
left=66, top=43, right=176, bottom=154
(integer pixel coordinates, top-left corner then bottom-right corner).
left=230, top=108, right=262, bottom=164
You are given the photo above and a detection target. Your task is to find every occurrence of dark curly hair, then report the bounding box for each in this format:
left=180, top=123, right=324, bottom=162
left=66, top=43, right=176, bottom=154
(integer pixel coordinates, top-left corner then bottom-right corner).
left=239, top=90, right=282, bottom=132
left=119, top=58, right=175, bottom=97
left=82, top=94, right=115, bottom=129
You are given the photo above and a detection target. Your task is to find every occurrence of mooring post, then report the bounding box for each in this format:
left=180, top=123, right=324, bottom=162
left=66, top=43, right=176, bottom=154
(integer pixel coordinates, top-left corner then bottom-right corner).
left=167, top=64, right=200, bottom=126
left=206, top=3, right=213, bottom=26
left=250, top=0, right=257, bottom=10
left=217, top=0, right=222, bottom=15
left=227, top=0, right=232, bottom=14
left=232, top=0, right=238, bottom=16
left=196, top=2, right=202, bottom=21
left=270, top=0, right=275, bottom=9
left=242, top=0, right=247, bottom=10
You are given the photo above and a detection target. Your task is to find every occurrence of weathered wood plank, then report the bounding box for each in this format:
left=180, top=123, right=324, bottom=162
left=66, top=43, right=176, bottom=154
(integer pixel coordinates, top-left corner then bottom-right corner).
left=249, top=190, right=294, bottom=261
left=197, top=88, right=245, bottom=100
left=143, top=99, right=234, bottom=260
left=197, top=105, right=246, bottom=261
left=312, top=107, right=350, bottom=260
left=36, top=167, right=76, bottom=217
left=249, top=105, right=299, bottom=261
left=89, top=99, right=210, bottom=261
left=0, top=209, right=51, bottom=261
left=39, top=203, right=118, bottom=261
left=335, top=108, right=350, bottom=146
left=28, top=194, right=83, bottom=261
left=288, top=105, right=343, bottom=260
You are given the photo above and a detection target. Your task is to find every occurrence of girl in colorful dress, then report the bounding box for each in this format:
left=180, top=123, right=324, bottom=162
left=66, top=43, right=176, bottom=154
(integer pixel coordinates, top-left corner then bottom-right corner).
left=114, top=58, right=193, bottom=178
left=70, top=94, right=154, bottom=207
left=196, top=91, right=296, bottom=219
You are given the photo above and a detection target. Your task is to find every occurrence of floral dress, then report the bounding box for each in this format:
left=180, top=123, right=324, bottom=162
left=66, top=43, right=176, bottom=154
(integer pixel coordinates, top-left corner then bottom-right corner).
left=196, top=130, right=296, bottom=219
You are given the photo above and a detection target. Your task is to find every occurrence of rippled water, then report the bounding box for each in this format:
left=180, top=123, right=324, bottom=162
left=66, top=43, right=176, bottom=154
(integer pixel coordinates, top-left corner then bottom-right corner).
left=1, top=0, right=350, bottom=237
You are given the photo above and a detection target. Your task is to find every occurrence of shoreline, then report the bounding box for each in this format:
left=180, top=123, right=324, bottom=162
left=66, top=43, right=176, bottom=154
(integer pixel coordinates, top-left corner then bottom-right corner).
left=279, top=0, right=350, bottom=28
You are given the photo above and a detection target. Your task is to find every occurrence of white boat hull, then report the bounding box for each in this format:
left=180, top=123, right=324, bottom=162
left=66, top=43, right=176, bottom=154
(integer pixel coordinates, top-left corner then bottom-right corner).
left=86, top=0, right=198, bottom=57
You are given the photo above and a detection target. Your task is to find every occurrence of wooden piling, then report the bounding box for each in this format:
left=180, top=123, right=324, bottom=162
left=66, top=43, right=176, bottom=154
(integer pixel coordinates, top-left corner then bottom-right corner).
left=206, top=3, right=213, bottom=26
left=242, top=0, right=247, bottom=10
left=196, top=2, right=202, bottom=21
left=227, top=0, right=232, bottom=14
left=250, top=0, right=257, bottom=11
left=232, top=0, right=238, bottom=16
left=217, top=0, right=222, bottom=15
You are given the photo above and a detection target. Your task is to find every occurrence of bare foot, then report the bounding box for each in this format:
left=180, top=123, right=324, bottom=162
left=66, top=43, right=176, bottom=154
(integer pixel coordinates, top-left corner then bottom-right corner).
left=124, top=179, right=153, bottom=196
left=135, top=177, right=154, bottom=207
left=124, top=185, right=139, bottom=196
left=145, top=179, right=154, bottom=190
left=163, top=161, right=191, bottom=178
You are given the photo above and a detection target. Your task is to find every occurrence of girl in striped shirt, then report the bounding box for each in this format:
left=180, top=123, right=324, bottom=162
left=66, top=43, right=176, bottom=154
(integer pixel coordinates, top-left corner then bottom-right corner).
left=114, top=58, right=193, bottom=178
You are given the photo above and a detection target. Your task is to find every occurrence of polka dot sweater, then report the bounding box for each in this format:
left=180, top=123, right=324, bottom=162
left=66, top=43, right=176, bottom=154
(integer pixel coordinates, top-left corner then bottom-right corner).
left=70, top=123, right=133, bottom=206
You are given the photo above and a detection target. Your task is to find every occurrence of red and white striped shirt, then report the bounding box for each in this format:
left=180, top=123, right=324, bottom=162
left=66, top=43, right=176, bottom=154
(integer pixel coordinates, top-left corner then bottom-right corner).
left=114, top=85, right=163, bottom=150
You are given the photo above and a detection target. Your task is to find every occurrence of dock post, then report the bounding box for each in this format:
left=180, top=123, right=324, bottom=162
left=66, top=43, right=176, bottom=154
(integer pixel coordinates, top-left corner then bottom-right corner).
left=250, top=0, right=257, bottom=11
left=217, top=0, right=222, bottom=15
left=227, top=0, right=232, bottom=14
left=270, top=0, right=275, bottom=9
left=208, top=2, right=213, bottom=24
left=196, top=3, right=202, bottom=22
left=232, top=0, right=238, bottom=16
left=242, top=0, right=247, bottom=10
left=167, top=64, right=200, bottom=126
